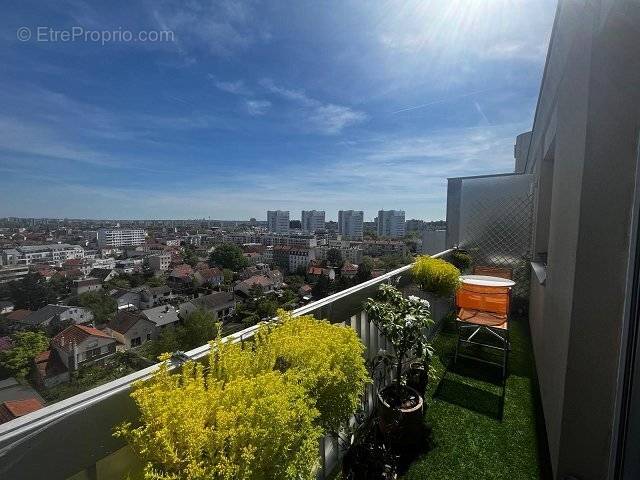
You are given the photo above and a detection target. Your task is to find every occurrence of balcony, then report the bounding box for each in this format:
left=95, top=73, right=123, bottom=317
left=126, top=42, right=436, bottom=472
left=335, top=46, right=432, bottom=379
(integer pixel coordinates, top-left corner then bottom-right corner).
left=0, top=248, right=546, bottom=480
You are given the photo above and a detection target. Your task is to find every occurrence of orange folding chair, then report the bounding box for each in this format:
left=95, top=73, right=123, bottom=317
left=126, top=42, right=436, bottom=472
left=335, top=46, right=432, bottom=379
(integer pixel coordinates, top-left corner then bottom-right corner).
left=454, top=282, right=511, bottom=379
left=472, top=265, right=513, bottom=280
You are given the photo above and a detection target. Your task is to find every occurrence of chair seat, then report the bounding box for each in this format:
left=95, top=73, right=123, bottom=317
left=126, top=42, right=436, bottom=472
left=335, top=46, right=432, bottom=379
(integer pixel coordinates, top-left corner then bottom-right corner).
left=457, top=308, right=508, bottom=329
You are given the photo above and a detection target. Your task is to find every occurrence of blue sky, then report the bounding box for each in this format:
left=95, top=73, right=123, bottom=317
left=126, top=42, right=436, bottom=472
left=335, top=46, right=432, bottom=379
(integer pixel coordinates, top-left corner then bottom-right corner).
left=0, top=0, right=556, bottom=221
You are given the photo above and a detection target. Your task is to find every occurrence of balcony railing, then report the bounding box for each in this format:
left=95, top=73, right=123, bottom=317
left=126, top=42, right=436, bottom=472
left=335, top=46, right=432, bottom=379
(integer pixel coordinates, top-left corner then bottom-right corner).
left=0, top=249, right=453, bottom=480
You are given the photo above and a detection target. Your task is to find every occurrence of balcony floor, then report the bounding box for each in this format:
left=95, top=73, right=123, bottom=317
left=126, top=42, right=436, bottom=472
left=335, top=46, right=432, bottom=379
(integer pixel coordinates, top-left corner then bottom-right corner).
left=402, top=315, right=550, bottom=479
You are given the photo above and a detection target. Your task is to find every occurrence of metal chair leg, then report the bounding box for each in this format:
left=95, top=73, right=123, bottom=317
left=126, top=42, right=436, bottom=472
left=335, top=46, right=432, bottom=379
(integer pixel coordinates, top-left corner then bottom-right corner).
left=454, top=323, right=460, bottom=364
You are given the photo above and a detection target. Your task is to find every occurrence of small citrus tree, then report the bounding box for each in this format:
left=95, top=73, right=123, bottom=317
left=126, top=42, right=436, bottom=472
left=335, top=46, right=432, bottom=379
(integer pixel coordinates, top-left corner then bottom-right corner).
left=364, top=284, right=433, bottom=387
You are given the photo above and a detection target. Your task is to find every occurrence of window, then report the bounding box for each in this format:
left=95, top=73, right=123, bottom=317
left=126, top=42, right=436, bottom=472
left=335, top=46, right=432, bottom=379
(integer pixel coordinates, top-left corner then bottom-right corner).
left=131, top=337, right=141, bottom=347
left=146, top=333, right=152, bottom=341
left=87, top=347, right=102, bottom=358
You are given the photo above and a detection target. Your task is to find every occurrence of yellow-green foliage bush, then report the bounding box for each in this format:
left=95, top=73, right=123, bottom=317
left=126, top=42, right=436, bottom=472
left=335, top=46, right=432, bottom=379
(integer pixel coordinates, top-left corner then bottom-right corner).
left=116, top=310, right=370, bottom=479
left=264, top=310, right=371, bottom=432
left=412, top=255, right=461, bottom=297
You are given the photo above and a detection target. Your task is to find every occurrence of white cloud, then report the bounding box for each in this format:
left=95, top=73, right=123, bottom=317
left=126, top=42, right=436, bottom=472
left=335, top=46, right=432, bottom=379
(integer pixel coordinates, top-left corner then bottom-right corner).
left=152, top=0, right=270, bottom=57
left=259, top=78, right=367, bottom=134
left=210, top=77, right=253, bottom=96
left=245, top=99, right=271, bottom=116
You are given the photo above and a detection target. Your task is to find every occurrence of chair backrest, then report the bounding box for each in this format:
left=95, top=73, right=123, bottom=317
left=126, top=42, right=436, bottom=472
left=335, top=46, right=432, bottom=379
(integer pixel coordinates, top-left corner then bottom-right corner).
left=456, top=283, right=510, bottom=316
left=472, top=265, right=513, bottom=280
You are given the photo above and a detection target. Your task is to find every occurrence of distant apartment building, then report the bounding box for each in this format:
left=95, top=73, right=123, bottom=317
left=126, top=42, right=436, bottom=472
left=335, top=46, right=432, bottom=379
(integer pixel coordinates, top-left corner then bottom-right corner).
left=377, top=210, right=406, bottom=238
left=0, top=244, right=84, bottom=267
left=0, top=265, right=30, bottom=284
left=301, top=210, right=325, bottom=233
left=314, top=245, right=363, bottom=265
left=266, top=210, right=290, bottom=234
left=261, top=233, right=317, bottom=248
left=147, top=253, right=171, bottom=273
left=362, top=239, right=407, bottom=257
left=338, top=210, right=364, bottom=240
left=273, top=246, right=316, bottom=273
left=97, top=228, right=145, bottom=248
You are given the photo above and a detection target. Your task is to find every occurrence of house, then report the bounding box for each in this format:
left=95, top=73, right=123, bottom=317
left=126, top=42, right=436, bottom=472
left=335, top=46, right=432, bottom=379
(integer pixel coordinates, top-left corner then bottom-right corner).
left=298, top=284, right=312, bottom=296
left=51, top=324, right=117, bottom=371
left=105, top=311, right=156, bottom=349
left=110, top=288, right=142, bottom=310
left=167, top=264, right=194, bottom=291
left=139, top=285, right=173, bottom=309
left=17, top=305, right=94, bottom=329
left=141, top=305, right=180, bottom=330
left=307, top=263, right=336, bottom=281
left=72, top=277, right=102, bottom=296
left=193, top=266, right=224, bottom=288
left=234, top=275, right=279, bottom=297
left=341, top=263, right=359, bottom=279
left=33, top=349, right=69, bottom=388
left=238, top=263, right=271, bottom=280
left=0, top=377, right=45, bottom=423
left=89, top=268, right=118, bottom=283
left=179, top=292, right=236, bottom=322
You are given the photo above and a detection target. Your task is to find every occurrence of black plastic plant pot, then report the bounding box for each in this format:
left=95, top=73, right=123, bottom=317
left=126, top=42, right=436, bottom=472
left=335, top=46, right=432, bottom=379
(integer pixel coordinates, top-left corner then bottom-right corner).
left=406, top=361, right=429, bottom=396
left=376, top=384, right=424, bottom=449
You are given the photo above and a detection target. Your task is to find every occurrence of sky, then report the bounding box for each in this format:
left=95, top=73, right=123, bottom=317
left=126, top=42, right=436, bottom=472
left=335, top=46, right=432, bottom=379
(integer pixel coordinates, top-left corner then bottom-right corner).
left=0, top=0, right=557, bottom=221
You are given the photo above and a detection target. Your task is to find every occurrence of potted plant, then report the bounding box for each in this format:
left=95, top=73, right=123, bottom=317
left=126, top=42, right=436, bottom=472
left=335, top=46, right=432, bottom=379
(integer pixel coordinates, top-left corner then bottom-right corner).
left=411, top=255, right=461, bottom=332
left=364, top=284, right=433, bottom=447
left=449, top=250, right=472, bottom=273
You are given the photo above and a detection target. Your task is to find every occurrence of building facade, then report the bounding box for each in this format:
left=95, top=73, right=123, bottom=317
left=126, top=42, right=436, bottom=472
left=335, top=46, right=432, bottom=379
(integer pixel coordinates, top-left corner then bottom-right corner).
left=338, top=210, right=364, bottom=240
left=301, top=210, right=325, bottom=233
left=266, top=210, right=290, bottom=234
left=97, top=229, right=145, bottom=248
left=377, top=210, right=406, bottom=238
left=1, top=244, right=84, bottom=267
left=147, top=253, right=171, bottom=273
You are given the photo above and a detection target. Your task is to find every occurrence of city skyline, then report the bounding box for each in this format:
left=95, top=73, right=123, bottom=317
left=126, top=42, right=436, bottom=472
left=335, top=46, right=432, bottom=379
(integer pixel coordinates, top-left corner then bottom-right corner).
left=0, top=1, right=555, bottom=220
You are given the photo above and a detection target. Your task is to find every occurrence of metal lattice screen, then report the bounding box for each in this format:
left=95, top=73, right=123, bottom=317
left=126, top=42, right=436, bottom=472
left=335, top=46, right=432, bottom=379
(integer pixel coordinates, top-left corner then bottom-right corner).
left=458, top=175, right=534, bottom=300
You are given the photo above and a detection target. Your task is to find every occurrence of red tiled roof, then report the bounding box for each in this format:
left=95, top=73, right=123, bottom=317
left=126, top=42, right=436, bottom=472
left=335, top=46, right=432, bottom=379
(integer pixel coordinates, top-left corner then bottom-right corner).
left=0, top=398, right=44, bottom=423
left=5, top=309, right=33, bottom=321
left=52, top=324, right=113, bottom=349
left=170, top=264, right=194, bottom=279
left=0, top=399, right=43, bottom=422
left=197, top=267, right=223, bottom=279
left=63, top=258, right=83, bottom=266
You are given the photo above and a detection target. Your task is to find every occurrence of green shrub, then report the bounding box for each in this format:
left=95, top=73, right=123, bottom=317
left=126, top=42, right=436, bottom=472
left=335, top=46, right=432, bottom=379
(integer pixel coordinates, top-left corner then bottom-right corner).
left=116, top=356, right=321, bottom=480
left=263, top=310, right=371, bottom=432
left=450, top=250, right=472, bottom=271
left=412, top=255, right=461, bottom=297
left=116, top=310, right=370, bottom=479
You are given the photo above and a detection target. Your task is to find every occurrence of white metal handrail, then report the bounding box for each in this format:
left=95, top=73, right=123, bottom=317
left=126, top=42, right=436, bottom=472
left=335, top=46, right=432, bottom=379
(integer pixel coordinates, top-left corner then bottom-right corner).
left=0, top=249, right=453, bottom=447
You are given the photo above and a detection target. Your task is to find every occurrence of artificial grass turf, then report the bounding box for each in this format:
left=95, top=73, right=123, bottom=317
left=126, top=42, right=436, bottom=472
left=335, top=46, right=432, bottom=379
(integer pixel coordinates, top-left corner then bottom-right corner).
left=402, top=316, right=548, bottom=480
